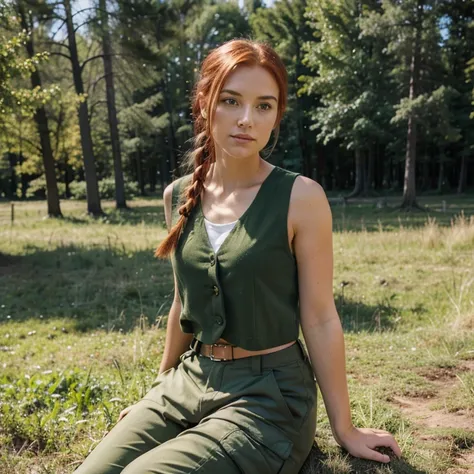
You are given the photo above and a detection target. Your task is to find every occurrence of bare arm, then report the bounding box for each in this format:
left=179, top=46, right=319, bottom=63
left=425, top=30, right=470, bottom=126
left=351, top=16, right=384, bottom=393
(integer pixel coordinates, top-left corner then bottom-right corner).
left=158, top=182, right=193, bottom=375
left=291, top=176, right=402, bottom=463
left=291, top=177, right=351, bottom=439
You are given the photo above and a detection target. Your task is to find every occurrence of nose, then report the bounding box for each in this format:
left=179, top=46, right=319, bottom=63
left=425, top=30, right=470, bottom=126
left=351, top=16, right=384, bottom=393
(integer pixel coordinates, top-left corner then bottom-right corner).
left=238, top=105, right=253, bottom=127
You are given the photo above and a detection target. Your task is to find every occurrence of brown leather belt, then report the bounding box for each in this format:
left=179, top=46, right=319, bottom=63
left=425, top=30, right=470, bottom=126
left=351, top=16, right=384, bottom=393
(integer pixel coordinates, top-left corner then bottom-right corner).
left=190, top=337, right=295, bottom=361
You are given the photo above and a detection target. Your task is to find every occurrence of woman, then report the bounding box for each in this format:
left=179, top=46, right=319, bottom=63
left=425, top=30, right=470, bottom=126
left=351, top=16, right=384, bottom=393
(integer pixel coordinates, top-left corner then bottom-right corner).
left=75, top=38, right=401, bottom=474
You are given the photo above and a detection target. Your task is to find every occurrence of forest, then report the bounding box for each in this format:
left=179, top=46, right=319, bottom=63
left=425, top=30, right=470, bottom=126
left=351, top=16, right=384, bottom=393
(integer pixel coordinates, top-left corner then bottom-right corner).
left=1, top=2, right=474, bottom=472
left=1, top=0, right=473, bottom=216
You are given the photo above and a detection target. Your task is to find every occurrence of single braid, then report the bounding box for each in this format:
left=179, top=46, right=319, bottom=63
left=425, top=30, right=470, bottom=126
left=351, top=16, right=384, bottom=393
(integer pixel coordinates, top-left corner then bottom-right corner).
left=155, top=38, right=287, bottom=259
left=154, top=129, right=213, bottom=258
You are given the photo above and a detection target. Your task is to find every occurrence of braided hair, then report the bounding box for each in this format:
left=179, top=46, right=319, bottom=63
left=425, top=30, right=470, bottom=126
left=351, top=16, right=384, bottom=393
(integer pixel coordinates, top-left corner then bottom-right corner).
left=154, top=39, right=288, bottom=258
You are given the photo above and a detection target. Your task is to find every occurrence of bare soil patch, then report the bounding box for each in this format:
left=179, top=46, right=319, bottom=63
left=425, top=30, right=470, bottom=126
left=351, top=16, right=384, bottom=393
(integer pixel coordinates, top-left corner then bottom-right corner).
left=392, top=395, right=473, bottom=430
left=447, top=451, right=474, bottom=474
left=391, top=361, right=474, bottom=472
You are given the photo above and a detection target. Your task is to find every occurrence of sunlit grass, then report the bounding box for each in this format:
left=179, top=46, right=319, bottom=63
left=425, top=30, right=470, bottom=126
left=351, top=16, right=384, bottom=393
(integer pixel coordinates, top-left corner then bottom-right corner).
left=1, top=196, right=473, bottom=473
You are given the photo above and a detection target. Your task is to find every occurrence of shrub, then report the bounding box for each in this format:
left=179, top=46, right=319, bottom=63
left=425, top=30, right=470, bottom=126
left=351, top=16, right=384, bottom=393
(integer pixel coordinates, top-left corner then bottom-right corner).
left=70, top=179, right=140, bottom=200
left=69, top=180, right=87, bottom=200
left=25, top=177, right=66, bottom=199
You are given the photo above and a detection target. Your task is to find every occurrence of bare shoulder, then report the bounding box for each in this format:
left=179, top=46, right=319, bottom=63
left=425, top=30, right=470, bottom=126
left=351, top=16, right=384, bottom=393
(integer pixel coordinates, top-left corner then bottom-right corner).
left=289, top=175, right=331, bottom=229
left=291, top=175, right=327, bottom=203
left=163, top=182, right=174, bottom=231
left=163, top=181, right=174, bottom=204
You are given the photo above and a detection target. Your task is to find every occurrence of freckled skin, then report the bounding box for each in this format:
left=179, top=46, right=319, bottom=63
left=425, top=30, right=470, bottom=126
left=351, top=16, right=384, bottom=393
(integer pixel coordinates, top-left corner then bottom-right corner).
left=207, top=65, right=279, bottom=162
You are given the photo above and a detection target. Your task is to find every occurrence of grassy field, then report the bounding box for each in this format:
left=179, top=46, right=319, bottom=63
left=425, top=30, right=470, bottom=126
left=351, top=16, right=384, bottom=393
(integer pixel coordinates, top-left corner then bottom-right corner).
left=0, top=194, right=473, bottom=474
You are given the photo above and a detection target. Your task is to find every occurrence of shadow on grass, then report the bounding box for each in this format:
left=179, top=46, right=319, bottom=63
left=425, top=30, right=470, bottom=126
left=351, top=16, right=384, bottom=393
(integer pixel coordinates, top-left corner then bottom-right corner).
left=335, top=292, right=403, bottom=332
left=57, top=205, right=166, bottom=228
left=0, top=246, right=403, bottom=335
left=300, top=443, right=427, bottom=474
left=0, top=245, right=174, bottom=332
left=2, top=194, right=473, bottom=233
left=102, top=205, right=166, bottom=227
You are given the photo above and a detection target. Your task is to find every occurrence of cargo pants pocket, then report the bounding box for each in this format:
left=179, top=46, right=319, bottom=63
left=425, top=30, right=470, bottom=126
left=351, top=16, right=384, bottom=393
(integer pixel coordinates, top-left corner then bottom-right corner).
left=220, top=428, right=293, bottom=474
left=267, top=362, right=311, bottom=429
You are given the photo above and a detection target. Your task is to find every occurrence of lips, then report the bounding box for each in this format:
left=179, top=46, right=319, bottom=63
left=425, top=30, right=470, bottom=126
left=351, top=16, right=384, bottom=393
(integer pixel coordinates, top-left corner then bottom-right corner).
left=231, top=135, right=255, bottom=141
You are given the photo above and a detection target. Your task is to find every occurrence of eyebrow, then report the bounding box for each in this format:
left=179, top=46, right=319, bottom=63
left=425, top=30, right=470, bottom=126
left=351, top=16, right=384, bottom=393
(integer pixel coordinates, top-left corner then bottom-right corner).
left=220, top=89, right=278, bottom=102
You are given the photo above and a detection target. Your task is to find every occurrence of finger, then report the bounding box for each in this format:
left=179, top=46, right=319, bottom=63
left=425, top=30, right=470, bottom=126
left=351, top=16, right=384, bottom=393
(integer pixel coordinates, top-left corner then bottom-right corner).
left=361, top=446, right=391, bottom=463
left=369, top=434, right=403, bottom=458
left=387, top=437, right=402, bottom=458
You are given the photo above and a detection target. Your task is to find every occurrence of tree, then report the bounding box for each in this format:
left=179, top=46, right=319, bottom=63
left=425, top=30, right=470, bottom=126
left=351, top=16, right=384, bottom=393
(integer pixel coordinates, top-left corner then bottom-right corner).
left=62, top=0, right=102, bottom=215
left=0, top=3, right=59, bottom=202
left=16, top=1, right=63, bottom=217
left=361, top=0, right=445, bottom=209
left=98, top=0, right=127, bottom=209
left=251, top=0, right=317, bottom=178
left=440, top=2, right=474, bottom=194
left=302, top=0, right=396, bottom=195
left=36, top=0, right=104, bottom=214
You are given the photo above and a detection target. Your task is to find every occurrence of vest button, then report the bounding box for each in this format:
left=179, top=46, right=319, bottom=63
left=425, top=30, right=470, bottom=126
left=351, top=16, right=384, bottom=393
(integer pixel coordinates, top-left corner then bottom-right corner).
left=212, top=285, right=219, bottom=296
left=215, top=316, right=223, bottom=325
left=210, top=255, right=215, bottom=266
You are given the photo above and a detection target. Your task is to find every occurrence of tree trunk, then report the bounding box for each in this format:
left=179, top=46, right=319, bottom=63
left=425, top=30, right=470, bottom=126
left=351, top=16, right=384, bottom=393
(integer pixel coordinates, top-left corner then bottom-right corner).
left=99, top=0, right=127, bottom=209
left=457, top=152, right=467, bottom=194
left=332, top=146, right=339, bottom=190
left=437, top=156, right=444, bottom=193
left=149, top=163, right=157, bottom=193
left=421, top=159, right=429, bottom=191
left=136, top=150, right=145, bottom=196
left=294, top=88, right=310, bottom=178
left=297, top=112, right=311, bottom=178
left=294, top=40, right=311, bottom=178
left=162, top=77, right=178, bottom=177
left=158, top=153, right=166, bottom=194
left=316, top=143, right=328, bottom=188
left=18, top=4, right=62, bottom=217
left=64, top=0, right=102, bottom=216
left=401, top=0, right=423, bottom=210
left=65, top=158, right=71, bottom=198
left=159, top=134, right=169, bottom=191
left=367, top=145, right=375, bottom=193
left=346, top=149, right=364, bottom=198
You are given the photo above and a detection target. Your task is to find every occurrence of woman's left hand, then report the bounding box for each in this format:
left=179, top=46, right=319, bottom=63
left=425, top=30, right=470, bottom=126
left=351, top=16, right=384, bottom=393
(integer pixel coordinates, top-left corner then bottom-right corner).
left=336, top=425, right=402, bottom=463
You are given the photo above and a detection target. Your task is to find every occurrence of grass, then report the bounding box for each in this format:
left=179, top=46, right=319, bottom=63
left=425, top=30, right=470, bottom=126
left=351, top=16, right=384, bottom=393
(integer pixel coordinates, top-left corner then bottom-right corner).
left=0, top=194, right=473, bottom=473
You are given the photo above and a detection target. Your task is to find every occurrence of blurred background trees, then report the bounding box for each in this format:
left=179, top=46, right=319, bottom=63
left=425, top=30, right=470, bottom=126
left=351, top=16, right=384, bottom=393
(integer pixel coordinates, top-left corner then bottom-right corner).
left=1, top=0, right=473, bottom=212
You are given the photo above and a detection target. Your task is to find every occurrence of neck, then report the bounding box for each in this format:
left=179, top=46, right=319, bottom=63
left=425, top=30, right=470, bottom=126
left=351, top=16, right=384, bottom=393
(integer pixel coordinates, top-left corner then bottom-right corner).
left=208, top=156, right=269, bottom=193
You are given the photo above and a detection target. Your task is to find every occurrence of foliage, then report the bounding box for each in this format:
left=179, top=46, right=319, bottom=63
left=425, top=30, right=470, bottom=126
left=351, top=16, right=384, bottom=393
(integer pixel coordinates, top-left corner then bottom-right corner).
left=69, top=178, right=139, bottom=200
left=1, top=0, right=473, bottom=205
left=0, top=368, right=115, bottom=452
left=25, top=176, right=66, bottom=199
left=302, top=0, right=395, bottom=150
left=0, top=9, right=58, bottom=117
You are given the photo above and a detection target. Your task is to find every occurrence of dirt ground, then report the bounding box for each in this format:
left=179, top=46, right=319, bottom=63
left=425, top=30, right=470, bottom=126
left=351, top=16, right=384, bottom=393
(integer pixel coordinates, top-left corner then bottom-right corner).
left=299, top=360, right=474, bottom=474
left=391, top=360, right=474, bottom=474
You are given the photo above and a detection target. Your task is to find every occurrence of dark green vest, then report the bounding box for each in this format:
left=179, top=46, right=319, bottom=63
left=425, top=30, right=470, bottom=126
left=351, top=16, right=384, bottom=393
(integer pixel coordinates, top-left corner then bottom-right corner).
left=170, top=166, right=300, bottom=350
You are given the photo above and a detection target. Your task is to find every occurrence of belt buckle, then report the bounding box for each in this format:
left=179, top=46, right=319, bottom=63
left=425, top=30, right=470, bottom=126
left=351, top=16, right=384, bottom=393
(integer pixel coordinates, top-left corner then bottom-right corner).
left=209, top=343, right=233, bottom=362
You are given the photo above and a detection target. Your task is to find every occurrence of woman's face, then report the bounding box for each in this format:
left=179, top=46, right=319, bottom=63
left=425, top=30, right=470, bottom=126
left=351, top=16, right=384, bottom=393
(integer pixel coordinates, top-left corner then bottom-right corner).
left=207, top=65, right=279, bottom=161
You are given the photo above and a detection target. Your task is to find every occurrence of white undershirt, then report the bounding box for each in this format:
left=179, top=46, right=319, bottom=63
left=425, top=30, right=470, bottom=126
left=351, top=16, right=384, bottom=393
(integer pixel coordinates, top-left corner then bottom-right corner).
left=204, top=218, right=238, bottom=253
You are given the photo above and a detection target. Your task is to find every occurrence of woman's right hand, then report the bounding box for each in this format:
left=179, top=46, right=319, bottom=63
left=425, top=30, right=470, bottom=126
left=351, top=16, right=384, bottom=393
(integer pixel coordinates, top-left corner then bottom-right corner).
left=117, top=404, right=136, bottom=422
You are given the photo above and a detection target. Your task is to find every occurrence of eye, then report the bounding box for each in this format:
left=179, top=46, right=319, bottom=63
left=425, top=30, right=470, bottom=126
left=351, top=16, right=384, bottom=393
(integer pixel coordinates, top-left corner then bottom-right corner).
left=222, top=98, right=238, bottom=106
left=258, top=103, right=272, bottom=111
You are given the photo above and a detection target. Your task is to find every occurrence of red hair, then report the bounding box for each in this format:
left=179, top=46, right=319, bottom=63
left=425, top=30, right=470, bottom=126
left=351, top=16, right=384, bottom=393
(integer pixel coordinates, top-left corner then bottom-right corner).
left=155, top=38, right=288, bottom=258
